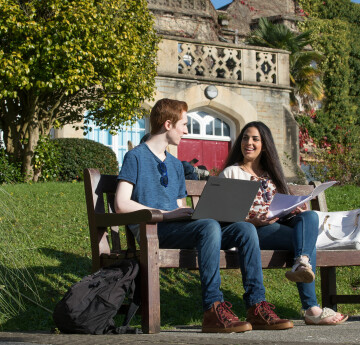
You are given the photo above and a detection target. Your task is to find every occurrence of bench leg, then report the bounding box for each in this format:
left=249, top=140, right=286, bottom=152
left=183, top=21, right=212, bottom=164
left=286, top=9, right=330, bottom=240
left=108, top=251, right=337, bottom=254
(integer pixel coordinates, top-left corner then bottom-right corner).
left=140, top=223, right=161, bottom=334
left=320, top=267, right=337, bottom=311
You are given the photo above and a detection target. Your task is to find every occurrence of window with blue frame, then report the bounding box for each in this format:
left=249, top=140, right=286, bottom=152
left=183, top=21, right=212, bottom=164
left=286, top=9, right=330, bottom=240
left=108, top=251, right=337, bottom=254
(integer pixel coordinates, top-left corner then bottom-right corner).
left=86, top=118, right=147, bottom=167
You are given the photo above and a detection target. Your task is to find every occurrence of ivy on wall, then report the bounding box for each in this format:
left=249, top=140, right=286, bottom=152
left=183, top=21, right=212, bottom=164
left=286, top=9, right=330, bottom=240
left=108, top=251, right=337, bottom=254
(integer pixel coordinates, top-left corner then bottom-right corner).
left=299, top=0, right=360, bottom=120
left=296, top=0, right=360, bottom=184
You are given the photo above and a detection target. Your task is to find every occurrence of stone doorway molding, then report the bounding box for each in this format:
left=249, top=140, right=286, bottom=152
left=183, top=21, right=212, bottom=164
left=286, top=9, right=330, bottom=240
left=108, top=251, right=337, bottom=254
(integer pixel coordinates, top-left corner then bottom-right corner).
left=144, top=84, right=257, bottom=137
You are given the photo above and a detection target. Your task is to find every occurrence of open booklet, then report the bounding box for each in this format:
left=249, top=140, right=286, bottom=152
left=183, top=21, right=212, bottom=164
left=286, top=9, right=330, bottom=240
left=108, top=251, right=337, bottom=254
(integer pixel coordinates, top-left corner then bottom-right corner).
left=267, top=181, right=337, bottom=219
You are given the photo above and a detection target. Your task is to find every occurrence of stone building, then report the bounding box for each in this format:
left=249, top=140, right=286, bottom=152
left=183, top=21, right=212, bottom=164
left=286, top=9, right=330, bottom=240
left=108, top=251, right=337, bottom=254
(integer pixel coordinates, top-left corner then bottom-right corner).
left=56, top=0, right=304, bottom=180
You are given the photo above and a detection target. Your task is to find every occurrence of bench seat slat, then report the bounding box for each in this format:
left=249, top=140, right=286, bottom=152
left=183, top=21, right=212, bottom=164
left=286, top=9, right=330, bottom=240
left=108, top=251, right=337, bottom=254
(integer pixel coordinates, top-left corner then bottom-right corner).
left=316, top=250, right=360, bottom=266
left=100, top=249, right=360, bottom=269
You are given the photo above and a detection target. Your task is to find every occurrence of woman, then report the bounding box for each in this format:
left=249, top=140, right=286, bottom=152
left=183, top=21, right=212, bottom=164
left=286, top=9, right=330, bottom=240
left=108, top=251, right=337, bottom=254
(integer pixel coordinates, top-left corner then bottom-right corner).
left=219, top=121, right=347, bottom=325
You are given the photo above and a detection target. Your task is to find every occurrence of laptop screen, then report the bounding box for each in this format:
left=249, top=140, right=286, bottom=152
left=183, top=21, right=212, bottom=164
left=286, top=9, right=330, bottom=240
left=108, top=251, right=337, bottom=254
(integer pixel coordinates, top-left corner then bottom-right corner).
left=191, top=176, right=260, bottom=222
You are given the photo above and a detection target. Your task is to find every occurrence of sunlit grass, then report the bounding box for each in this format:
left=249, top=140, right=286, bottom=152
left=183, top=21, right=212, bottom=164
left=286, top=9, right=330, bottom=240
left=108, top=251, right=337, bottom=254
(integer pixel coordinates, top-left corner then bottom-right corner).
left=325, top=184, right=360, bottom=212
left=0, top=181, right=90, bottom=330
left=0, top=185, right=43, bottom=323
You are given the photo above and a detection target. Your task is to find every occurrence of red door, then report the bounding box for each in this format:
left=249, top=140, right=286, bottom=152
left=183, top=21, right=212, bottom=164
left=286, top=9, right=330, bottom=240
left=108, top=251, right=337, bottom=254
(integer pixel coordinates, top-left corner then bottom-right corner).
left=177, top=138, right=231, bottom=173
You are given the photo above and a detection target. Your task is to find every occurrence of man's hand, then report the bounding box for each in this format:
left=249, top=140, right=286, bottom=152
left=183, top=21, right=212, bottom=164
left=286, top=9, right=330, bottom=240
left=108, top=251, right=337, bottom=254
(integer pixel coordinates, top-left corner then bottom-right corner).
left=163, top=207, right=194, bottom=220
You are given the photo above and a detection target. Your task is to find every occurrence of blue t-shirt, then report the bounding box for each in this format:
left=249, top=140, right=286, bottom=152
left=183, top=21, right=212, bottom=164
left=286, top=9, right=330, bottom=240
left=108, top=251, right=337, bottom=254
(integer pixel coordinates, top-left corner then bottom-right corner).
left=118, top=143, right=187, bottom=211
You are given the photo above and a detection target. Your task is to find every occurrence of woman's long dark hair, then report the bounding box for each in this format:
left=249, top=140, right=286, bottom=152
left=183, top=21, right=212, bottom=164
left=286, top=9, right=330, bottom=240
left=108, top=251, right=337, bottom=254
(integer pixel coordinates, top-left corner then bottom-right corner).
left=223, top=121, right=290, bottom=194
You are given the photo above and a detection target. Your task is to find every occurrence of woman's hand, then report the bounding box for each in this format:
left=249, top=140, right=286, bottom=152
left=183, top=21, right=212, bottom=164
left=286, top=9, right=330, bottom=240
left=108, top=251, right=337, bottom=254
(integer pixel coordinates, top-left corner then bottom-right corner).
left=292, top=203, right=309, bottom=215
left=246, top=213, right=279, bottom=227
left=162, top=207, right=194, bottom=220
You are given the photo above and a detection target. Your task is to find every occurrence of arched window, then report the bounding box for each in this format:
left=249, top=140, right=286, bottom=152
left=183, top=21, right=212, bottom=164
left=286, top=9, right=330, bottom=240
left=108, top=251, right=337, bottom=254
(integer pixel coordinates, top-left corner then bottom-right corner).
left=185, top=111, right=231, bottom=141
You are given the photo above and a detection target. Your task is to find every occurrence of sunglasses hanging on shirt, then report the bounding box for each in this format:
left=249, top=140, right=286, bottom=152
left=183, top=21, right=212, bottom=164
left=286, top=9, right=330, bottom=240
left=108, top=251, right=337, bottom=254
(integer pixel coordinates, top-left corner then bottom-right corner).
left=158, top=162, right=168, bottom=187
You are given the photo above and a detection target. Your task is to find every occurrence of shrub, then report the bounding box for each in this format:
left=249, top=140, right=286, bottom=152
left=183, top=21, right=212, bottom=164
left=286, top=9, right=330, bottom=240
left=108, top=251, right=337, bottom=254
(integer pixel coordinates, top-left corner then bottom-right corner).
left=52, top=138, right=119, bottom=181
left=307, top=146, right=360, bottom=185
left=33, top=135, right=61, bottom=182
left=0, top=148, right=23, bottom=184
left=297, top=112, right=360, bottom=185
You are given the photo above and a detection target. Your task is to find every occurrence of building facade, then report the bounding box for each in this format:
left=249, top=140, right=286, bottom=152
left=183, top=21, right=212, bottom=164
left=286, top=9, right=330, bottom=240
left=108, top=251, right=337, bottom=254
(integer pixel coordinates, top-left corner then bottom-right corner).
left=55, top=0, right=303, bottom=180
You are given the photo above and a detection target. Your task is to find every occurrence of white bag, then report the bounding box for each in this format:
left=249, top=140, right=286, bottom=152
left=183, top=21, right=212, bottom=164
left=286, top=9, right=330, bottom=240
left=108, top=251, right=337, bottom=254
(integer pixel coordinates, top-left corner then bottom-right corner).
left=315, top=209, right=360, bottom=250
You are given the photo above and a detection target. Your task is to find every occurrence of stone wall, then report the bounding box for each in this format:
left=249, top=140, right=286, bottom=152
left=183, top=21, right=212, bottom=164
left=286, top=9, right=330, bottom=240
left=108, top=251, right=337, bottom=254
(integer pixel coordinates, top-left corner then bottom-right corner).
left=152, top=11, right=218, bottom=41
left=247, top=0, right=296, bottom=18
left=147, top=0, right=302, bottom=44
left=217, top=0, right=301, bottom=42
left=148, top=0, right=219, bottom=41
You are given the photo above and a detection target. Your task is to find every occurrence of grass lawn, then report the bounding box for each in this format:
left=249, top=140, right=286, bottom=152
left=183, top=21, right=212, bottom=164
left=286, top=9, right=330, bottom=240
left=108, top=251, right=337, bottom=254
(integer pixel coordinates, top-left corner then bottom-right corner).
left=0, top=181, right=359, bottom=331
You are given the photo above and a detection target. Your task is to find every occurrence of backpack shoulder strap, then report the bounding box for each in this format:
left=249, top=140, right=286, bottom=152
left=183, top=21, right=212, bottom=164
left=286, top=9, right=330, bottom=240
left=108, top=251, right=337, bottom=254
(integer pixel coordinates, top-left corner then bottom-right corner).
left=122, top=260, right=141, bottom=327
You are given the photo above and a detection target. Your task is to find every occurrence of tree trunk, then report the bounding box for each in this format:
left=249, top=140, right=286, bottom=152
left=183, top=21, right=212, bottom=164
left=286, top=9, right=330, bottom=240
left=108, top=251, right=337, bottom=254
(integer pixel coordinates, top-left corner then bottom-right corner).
left=22, top=125, right=39, bottom=182
left=2, top=125, right=23, bottom=162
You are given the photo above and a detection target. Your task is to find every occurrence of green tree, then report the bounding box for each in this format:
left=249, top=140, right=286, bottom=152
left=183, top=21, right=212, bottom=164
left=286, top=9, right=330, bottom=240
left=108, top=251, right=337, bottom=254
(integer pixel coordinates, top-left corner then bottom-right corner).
left=246, top=18, right=323, bottom=110
left=0, top=0, right=159, bottom=181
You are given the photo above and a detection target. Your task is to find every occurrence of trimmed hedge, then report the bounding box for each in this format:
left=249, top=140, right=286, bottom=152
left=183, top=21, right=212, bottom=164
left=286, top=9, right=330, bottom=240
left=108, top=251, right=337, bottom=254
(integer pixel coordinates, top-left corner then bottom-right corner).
left=0, top=148, right=23, bottom=184
left=53, top=138, right=119, bottom=181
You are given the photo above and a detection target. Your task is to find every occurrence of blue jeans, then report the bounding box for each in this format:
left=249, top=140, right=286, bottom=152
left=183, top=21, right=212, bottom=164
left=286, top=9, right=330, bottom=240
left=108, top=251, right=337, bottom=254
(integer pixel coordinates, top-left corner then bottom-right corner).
left=158, top=219, right=265, bottom=310
left=256, top=211, right=319, bottom=310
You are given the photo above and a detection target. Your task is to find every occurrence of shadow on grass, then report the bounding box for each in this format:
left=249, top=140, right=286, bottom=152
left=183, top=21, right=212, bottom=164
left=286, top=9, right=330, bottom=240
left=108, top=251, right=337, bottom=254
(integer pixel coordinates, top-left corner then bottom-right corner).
left=1, top=249, right=303, bottom=332
left=0, top=247, right=92, bottom=331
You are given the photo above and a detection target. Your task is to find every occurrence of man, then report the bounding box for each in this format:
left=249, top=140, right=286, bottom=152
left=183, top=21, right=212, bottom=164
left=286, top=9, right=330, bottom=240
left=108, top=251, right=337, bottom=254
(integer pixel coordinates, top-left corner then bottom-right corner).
left=115, top=98, right=293, bottom=333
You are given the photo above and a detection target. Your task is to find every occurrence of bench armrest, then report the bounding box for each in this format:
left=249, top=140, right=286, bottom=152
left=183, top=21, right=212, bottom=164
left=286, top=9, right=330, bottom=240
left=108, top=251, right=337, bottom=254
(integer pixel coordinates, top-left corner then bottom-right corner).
left=94, top=209, right=163, bottom=227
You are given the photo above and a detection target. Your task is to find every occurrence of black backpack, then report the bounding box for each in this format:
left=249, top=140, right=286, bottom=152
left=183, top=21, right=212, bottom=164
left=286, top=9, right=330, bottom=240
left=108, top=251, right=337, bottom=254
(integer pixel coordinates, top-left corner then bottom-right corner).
left=53, top=258, right=140, bottom=334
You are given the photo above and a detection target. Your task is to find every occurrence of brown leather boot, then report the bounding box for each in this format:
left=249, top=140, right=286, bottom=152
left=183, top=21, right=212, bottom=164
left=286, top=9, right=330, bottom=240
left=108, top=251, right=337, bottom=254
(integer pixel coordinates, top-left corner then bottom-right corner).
left=246, top=301, right=294, bottom=330
left=202, top=301, right=252, bottom=333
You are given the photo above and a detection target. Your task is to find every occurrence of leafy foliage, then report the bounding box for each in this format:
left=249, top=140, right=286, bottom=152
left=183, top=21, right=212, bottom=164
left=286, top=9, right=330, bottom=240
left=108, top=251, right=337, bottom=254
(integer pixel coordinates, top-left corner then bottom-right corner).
left=299, top=0, right=353, bottom=20
left=299, top=0, right=360, bottom=118
left=33, top=135, right=60, bottom=182
left=296, top=0, right=360, bottom=184
left=247, top=18, right=323, bottom=110
left=247, top=17, right=313, bottom=52
left=297, top=110, right=360, bottom=185
left=0, top=148, right=23, bottom=184
left=52, top=138, right=119, bottom=181
left=0, top=0, right=159, bottom=180
left=303, top=19, right=353, bottom=123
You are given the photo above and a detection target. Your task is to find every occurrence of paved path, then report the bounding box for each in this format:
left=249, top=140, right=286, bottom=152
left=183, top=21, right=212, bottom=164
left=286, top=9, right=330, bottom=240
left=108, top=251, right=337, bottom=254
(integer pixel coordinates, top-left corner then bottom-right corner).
left=0, top=318, right=359, bottom=345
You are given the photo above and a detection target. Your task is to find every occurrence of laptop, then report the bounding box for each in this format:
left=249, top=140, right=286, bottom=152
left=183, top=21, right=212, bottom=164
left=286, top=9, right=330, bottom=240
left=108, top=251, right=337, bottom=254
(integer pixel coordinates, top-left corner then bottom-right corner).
left=174, top=176, right=261, bottom=223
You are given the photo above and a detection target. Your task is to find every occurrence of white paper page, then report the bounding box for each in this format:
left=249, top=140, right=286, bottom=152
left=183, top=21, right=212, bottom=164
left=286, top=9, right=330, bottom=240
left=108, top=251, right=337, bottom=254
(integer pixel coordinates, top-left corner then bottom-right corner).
left=268, top=181, right=337, bottom=219
left=311, top=181, right=337, bottom=196
left=268, top=194, right=308, bottom=219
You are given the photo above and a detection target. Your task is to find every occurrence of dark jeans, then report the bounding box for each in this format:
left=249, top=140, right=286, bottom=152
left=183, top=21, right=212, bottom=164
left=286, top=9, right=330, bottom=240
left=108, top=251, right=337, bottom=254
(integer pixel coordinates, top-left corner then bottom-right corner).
left=256, top=211, right=319, bottom=309
left=158, top=219, right=266, bottom=310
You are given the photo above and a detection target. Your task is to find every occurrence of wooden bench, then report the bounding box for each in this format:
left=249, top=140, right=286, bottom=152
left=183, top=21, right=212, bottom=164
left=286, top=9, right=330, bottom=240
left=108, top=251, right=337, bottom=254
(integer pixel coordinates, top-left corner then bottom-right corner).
left=84, top=168, right=360, bottom=334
